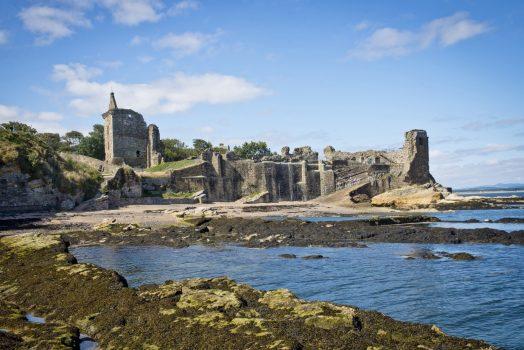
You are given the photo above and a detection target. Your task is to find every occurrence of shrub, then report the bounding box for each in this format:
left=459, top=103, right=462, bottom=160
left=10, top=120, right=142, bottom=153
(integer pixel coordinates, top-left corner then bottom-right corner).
left=0, top=122, right=102, bottom=199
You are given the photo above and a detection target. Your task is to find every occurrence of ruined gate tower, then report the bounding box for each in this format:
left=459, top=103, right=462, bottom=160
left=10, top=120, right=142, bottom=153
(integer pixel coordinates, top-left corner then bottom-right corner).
left=102, top=92, right=162, bottom=168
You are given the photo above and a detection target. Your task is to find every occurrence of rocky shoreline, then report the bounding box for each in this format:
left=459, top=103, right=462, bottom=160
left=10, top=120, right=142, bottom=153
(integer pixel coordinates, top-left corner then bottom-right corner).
left=0, top=227, right=499, bottom=349
left=0, top=214, right=521, bottom=349
left=58, top=216, right=524, bottom=249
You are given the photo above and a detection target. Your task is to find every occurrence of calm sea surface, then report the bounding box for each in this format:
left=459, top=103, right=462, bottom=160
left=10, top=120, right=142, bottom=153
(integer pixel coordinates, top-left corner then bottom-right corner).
left=72, top=243, right=524, bottom=349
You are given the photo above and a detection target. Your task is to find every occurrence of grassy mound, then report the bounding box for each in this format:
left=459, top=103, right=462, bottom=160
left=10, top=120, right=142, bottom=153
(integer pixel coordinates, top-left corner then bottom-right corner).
left=145, top=159, right=200, bottom=172
left=0, top=122, right=102, bottom=199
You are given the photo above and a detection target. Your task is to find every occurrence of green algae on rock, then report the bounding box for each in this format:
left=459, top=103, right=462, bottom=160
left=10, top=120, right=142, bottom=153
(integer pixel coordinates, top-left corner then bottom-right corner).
left=0, top=232, right=498, bottom=349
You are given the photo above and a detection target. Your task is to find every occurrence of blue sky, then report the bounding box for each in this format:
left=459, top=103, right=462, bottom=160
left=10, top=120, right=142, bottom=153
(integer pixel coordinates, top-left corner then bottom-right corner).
left=1, top=0, right=523, bottom=188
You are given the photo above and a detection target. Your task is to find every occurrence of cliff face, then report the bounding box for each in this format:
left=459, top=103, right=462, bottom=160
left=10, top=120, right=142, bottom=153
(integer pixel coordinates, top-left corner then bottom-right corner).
left=0, top=123, right=102, bottom=213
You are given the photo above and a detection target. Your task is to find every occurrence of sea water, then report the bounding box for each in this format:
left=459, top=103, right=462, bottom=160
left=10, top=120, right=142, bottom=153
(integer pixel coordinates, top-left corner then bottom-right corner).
left=72, top=243, right=524, bottom=349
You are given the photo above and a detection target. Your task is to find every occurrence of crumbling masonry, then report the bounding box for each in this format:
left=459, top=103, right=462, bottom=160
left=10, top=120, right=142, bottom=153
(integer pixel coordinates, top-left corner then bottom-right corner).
left=102, top=93, right=434, bottom=203
left=103, top=93, right=162, bottom=168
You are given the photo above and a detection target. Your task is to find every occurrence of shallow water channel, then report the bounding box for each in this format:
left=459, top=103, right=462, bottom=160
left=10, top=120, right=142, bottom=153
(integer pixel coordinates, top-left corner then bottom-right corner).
left=72, top=243, right=524, bottom=349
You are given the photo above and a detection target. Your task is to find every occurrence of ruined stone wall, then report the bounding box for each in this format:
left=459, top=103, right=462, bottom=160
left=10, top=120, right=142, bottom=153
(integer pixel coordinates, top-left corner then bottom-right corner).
left=104, top=109, right=148, bottom=168
left=325, top=129, right=433, bottom=196
left=133, top=130, right=429, bottom=203
left=60, top=153, right=120, bottom=175
left=147, top=124, right=162, bottom=168
left=177, top=155, right=335, bottom=203
left=169, top=162, right=208, bottom=194
left=0, top=166, right=81, bottom=212
left=399, top=129, right=431, bottom=184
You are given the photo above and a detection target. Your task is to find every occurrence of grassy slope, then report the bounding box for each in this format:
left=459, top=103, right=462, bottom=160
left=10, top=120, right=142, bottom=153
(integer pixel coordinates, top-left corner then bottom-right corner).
left=0, top=125, right=102, bottom=199
left=145, top=159, right=201, bottom=172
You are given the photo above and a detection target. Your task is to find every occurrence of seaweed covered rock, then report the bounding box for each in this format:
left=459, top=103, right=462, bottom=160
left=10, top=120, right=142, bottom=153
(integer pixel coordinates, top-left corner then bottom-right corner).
left=0, top=232, right=497, bottom=350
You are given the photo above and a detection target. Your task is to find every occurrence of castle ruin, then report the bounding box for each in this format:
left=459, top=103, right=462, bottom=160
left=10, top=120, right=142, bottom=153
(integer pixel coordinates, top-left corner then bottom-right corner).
left=101, top=93, right=434, bottom=204
left=102, top=93, right=162, bottom=168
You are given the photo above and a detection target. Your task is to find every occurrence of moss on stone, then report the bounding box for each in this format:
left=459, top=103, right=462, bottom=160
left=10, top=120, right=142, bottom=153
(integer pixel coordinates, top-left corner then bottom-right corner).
left=305, top=315, right=353, bottom=330
left=0, top=232, right=498, bottom=350
left=176, top=288, right=242, bottom=311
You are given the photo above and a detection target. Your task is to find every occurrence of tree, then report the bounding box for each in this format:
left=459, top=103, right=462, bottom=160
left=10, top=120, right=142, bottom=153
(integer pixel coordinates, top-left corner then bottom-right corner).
left=39, top=133, right=62, bottom=151
left=160, top=138, right=194, bottom=161
left=61, top=131, right=84, bottom=152
left=192, top=139, right=213, bottom=154
left=212, top=143, right=228, bottom=154
left=233, top=141, right=272, bottom=160
left=77, top=124, right=105, bottom=160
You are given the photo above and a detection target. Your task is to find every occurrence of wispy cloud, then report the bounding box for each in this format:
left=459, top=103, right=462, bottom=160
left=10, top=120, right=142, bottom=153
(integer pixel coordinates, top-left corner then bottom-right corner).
left=19, top=6, right=91, bottom=45
left=0, top=104, right=65, bottom=133
left=0, top=30, right=8, bottom=45
left=137, top=55, right=155, bottom=63
left=98, top=0, right=163, bottom=26
left=199, top=125, right=214, bottom=134
left=52, top=63, right=268, bottom=116
left=461, top=117, right=524, bottom=131
left=354, top=21, right=370, bottom=31
left=130, top=35, right=146, bottom=46
left=19, top=1, right=200, bottom=44
left=432, top=157, right=524, bottom=188
left=349, top=12, right=490, bottom=60
left=152, top=31, right=221, bottom=56
left=96, top=60, right=123, bottom=69
left=168, top=0, right=200, bottom=16
left=430, top=144, right=524, bottom=164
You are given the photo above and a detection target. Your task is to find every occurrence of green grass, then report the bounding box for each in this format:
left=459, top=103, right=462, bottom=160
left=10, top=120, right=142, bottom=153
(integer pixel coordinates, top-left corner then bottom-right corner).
left=1, top=123, right=102, bottom=200
left=145, top=159, right=200, bottom=172
left=162, top=191, right=195, bottom=199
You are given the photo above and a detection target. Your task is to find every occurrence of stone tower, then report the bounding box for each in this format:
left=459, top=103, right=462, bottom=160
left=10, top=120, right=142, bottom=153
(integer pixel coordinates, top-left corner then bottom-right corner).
left=401, top=129, right=431, bottom=184
left=147, top=124, right=162, bottom=167
left=102, top=93, right=162, bottom=168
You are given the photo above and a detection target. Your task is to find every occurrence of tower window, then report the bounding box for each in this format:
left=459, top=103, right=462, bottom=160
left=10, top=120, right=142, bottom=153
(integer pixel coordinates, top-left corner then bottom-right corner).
left=418, top=137, right=424, bottom=145
left=136, top=150, right=140, bottom=157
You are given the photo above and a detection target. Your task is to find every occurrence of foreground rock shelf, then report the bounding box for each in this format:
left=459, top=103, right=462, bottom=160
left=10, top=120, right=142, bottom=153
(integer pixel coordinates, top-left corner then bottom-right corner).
left=0, top=229, right=498, bottom=349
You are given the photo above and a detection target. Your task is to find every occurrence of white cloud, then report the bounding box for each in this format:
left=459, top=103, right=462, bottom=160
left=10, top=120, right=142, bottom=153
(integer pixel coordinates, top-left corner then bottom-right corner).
left=52, top=63, right=268, bottom=116
left=19, top=6, right=91, bottom=45
left=461, top=117, right=524, bottom=131
left=432, top=157, right=524, bottom=188
left=354, top=21, right=370, bottom=31
left=0, top=30, right=8, bottom=45
left=0, top=104, right=65, bottom=133
left=130, top=35, right=147, bottom=45
left=36, top=112, right=64, bottom=121
left=153, top=31, right=220, bottom=56
left=97, top=60, right=123, bottom=69
left=98, top=0, right=163, bottom=25
left=349, top=12, right=490, bottom=60
left=168, top=0, right=199, bottom=16
left=199, top=125, right=214, bottom=134
left=52, top=63, right=102, bottom=81
left=137, top=55, right=155, bottom=63
left=0, top=105, right=19, bottom=121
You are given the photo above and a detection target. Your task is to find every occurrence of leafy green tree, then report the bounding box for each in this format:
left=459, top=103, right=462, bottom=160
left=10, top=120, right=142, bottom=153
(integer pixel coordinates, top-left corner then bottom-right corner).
left=0, top=121, right=37, bottom=137
left=39, top=133, right=62, bottom=151
left=233, top=141, right=272, bottom=160
left=160, top=138, right=194, bottom=161
left=212, top=143, right=229, bottom=154
left=61, top=131, right=84, bottom=151
left=77, top=124, right=105, bottom=160
left=1, top=122, right=60, bottom=179
left=192, top=139, right=213, bottom=154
